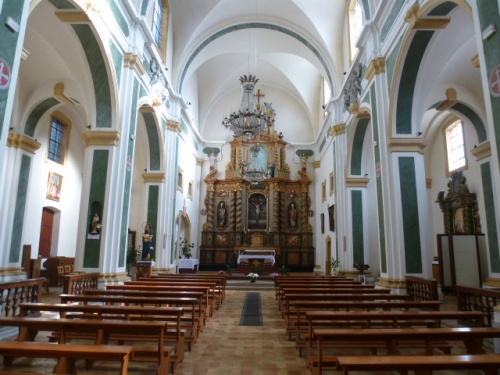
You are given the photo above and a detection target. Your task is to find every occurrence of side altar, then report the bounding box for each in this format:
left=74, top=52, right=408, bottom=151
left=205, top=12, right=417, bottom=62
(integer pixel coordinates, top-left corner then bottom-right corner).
left=199, top=132, right=314, bottom=271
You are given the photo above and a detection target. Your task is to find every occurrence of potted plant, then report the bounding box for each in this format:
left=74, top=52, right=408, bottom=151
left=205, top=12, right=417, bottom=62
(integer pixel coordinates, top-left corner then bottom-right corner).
left=180, top=238, right=194, bottom=259
left=247, top=273, right=259, bottom=283
left=331, top=257, right=341, bottom=275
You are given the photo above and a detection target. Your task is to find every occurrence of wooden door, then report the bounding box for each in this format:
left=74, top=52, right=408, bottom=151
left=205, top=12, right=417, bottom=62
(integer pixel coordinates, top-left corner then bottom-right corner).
left=38, top=208, right=54, bottom=258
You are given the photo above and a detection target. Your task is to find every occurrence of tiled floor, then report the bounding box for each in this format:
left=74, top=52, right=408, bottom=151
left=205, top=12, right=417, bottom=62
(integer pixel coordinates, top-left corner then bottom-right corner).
left=0, top=281, right=494, bottom=374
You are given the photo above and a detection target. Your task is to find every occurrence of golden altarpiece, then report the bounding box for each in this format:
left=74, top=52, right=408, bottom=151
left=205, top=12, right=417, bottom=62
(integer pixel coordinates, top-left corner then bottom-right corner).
left=199, top=132, right=314, bottom=271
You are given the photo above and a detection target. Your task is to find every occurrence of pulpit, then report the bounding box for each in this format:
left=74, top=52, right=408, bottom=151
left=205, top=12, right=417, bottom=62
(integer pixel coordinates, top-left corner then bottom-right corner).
left=135, top=261, right=153, bottom=280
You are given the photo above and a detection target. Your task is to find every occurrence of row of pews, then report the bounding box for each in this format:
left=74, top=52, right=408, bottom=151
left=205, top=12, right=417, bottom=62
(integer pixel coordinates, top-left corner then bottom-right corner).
left=0, top=273, right=227, bottom=374
left=274, top=275, right=500, bottom=375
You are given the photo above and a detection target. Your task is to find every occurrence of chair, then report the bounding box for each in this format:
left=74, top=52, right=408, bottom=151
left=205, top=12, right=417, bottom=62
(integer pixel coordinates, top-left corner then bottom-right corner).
left=57, top=265, right=64, bottom=287
left=30, top=258, right=50, bottom=294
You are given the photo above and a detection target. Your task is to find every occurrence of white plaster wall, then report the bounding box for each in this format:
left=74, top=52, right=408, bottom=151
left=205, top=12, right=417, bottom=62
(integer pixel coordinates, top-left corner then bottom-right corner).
left=23, top=111, right=84, bottom=258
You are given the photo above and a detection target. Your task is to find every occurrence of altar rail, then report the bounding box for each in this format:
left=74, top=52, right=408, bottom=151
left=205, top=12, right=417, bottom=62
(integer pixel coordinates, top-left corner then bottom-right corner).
left=63, top=272, right=99, bottom=295
left=457, top=285, right=500, bottom=327
left=0, top=278, right=44, bottom=317
left=405, top=276, right=439, bottom=301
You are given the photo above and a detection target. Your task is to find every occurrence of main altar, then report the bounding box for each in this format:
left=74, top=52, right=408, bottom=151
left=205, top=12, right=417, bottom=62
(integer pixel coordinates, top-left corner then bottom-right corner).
left=199, top=131, right=315, bottom=271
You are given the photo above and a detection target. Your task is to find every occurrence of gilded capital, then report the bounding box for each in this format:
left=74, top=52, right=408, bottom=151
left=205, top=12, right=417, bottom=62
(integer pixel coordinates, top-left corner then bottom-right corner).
left=7, top=133, right=42, bottom=154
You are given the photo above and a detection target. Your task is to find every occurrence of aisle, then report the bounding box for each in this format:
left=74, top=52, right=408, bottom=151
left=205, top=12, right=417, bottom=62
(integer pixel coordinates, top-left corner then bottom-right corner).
left=175, top=289, right=309, bottom=375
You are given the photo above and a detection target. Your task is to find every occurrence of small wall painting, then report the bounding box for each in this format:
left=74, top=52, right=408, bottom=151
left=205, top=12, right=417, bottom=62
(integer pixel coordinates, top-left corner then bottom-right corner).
left=46, top=172, right=62, bottom=201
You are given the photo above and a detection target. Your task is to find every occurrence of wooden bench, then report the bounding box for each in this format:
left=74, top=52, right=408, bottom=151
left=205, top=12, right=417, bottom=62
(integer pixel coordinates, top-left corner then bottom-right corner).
left=59, top=293, right=199, bottom=351
left=18, top=302, right=186, bottom=371
left=275, top=282, right=372, bottom=301
left=0, top=341, right=133, bottom=375
left=312, top=327, right=500, bottom=375
left=283, top=293, right=409, bottom=332
left=145, top=274, right=227, bottom=302
left=0, top=317, right=171, bottom=375
left=336, top=354, right=500, bottom=375
left=301, top=310, right=485, bottom=358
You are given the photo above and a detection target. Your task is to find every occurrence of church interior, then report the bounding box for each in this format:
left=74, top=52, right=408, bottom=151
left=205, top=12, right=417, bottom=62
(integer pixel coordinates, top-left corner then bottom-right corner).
left=1, top=0, right=500, bottom=373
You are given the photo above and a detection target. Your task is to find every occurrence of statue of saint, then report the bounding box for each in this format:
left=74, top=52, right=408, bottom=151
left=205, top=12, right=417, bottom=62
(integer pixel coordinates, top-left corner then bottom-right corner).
left=217, top=201, right=227, bottom=228
left=288, top=202, right=297, bottom=230
left=142, top=224, right=154, bottom=260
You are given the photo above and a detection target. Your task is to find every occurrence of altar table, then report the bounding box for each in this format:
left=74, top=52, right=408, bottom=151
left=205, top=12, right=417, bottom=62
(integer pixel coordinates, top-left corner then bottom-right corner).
left=179, top=259, right=199, bottom=273
left=237, top=254, right=275, bottom=265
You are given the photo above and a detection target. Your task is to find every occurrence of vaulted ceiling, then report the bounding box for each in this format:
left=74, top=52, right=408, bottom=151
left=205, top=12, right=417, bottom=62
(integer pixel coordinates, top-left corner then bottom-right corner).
left=170, top=0, right=347, bottom=145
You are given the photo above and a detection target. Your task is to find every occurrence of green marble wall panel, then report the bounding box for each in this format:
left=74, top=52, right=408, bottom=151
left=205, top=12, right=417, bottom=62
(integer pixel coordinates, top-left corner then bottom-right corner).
left=147, top=185, right=160, bottom=255
left=170, top=136, right=180, bottom=262
left=24, top=98, right=59, bottom=137
left=398, top=157, right=422, bottom=273
left=351, top=190, right=364, bottom=264
left=350, top=118, right=369, bottom=175
left=9, top=155, right=31, bottom=263
left=140, top=0, right=149, bottom=16
left=106, top=0, right=129, bottom=37
left=451, top=103, right=487, bottom=143
left=0, top=0, right=27, bottom=135
left=142, top=112, right=161, bottom=170
left=72, top=24, right=112, bottom=129
left=109, top=41, right=123, bottom=88
left=118, top=80, right=139, bottom=268
left=380, top=1, right=404, bottom=43
left=371, top=85, right=387, bottom=273
left=47, top=0, right=75, bottom=9
left=481, top=163, right=500, bottom=272
left=83, top=150, right=109, bottom=268
left=476, top=1, right=500, bottom=168
left=396, top=31, right=434, bottom=134
left=428, top=2, right=457, bottom=16
left=386, top=37, right=403, bottom=92
left=361, top=0, right=370, bottom=19
left=319, top=137, right=326, bottom=153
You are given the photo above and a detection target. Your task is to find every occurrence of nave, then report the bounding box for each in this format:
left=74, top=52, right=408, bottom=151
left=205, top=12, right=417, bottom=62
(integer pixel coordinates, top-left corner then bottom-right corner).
left=1, top=280, right=488, bottom=375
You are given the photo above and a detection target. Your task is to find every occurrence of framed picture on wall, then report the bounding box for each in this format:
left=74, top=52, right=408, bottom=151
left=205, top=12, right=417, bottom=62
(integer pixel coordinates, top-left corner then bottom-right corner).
left=46, top=172, right=62, bottom=201
left=328, top=205, right=335, bottom=232
left=321, top=213, right=325, bottom=234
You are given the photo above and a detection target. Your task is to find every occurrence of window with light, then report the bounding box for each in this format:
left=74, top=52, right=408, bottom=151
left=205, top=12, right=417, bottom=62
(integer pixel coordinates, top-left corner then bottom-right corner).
left=152, top=0, right=163, bottom=46
left=48, top=117, right=65, bottom=164
left=445, top=120, right=466, bottom=172
left=349, top=1, right=363, bottom=61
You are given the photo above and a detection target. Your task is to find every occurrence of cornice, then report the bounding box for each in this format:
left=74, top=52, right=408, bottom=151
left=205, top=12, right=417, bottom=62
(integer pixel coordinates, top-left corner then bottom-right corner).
left=329, top=123, right=346, bottom=138
left=404, top=4, right=450, bottom=30
left=365, top=58, right=386, bottom=82
left=387, top=137, right=428, bottom=154
left=124, top=53, right=146, bottom=76
left=345, top=177, right=369, bottom=188
left=55, top=11, right=91, bottom=23
left=196, top=158, right=204, bottom=166
left=7, top=133, right=41, bottom=154
left=167, top=119, right=181, bottom=133
left=142, top=172, right=166, bottom=183
left=470, top=141, right=491, bottom=161
left=82, top=131, right=120, bottom=147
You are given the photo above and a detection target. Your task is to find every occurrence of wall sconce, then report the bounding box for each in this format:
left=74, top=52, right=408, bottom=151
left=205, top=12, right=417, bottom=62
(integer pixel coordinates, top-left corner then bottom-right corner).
left=130, top=134, right=135, bottom=141
left=9, top=127, right=14, bottom=131
left=86, top=125, right=92, bottom=129
left=416, top=131, right=423, bottom=136
left=364, top=173, right=368, bottom=177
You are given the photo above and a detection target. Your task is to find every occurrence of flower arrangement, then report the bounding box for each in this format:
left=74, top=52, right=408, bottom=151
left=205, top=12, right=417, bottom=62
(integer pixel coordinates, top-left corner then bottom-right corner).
left=180, top=238, right=194, bottom=259
left=353, top=263, right=370, bottom=274
left=270, top=272, right=280, bottom=279
left=279, top=265, right=289, bottom=275
left=218, top=270, right=227, bottom=275
left=331, top=258, right=341, bottom=275
left=247, top=273, right=259, bottom=283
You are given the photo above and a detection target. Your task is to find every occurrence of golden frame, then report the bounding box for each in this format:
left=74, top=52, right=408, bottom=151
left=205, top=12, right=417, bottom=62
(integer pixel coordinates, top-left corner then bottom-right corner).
left=46, top=172, right=63, bottom=201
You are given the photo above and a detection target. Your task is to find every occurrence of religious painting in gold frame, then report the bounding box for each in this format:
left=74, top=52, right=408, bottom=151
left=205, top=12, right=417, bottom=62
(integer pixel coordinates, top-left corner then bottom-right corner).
left=46, top=172, right=62, bottom=201
left=248, top=193, right=267, bottom=230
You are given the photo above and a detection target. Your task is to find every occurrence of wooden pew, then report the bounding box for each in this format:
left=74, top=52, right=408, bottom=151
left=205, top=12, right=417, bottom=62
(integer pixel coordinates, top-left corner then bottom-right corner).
left=278, top=287, right=391, bottom=312
left=59, top=293, right=199, bottom=351
left=18, top=302, right=186, bottom=371
left=110, top=283, right=216, bottom=318
left=282, top=293, right=408, bottom=333
left=0, top=341, right=133, bottom=375
left=275, top=283, right=375, bottom=302
left=0, top=317, right=171, bottom=375
left=336, top=354, right=500, bottom=375
left=312, top=327, right=500, bottom=375
left=302, top=310, right=485, bottom=359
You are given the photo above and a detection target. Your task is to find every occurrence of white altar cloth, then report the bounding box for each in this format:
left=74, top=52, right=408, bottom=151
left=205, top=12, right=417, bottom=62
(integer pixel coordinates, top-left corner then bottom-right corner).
left=179, top=259, right=199, bottom=270
left=237, top=254, right=275, bottom=265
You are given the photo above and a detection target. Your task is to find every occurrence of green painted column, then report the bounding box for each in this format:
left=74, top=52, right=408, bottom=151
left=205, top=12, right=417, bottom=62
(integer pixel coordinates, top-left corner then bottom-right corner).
left=0, top=0, right=30, bottom=136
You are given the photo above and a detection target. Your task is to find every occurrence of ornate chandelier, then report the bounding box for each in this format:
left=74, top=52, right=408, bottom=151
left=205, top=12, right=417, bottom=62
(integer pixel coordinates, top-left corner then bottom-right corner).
left=241, top=145, right=268, bottom=184
left=222, top=74, right=273, bottom=140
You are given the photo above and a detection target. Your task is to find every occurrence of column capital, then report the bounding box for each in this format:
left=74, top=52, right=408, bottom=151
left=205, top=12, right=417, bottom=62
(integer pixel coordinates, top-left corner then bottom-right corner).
left=167, top=119, right=181, bottom=133
left=365, top=58, right=386, bottom=82
left=7, top=133, right=41, bottom=154
left=124, top=53, right=146, bottom=76
left=329, top=123, right=346, bottom=138
left=345, top=177, right=369, bottom=188
left=142, top=172, right=166, bottom=183
left=82, top=131, right=120, bottom=147
left=387, top=137, right=428, bottom=154
left=470, top=141, right=491, bottom=161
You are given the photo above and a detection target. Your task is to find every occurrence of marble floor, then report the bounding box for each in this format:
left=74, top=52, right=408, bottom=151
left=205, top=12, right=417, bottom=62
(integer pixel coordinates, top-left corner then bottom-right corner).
left=0, top=281, right=493, bottom=374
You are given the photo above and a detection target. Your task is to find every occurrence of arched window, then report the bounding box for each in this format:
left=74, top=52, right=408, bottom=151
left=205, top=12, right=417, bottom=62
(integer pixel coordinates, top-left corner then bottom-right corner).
left=47, top=112, right=71, bottom=165
left=444, top=119, right=467, bottom=173
left=151, top=0, right=170, bottom=61
left=348, top=1, right=364, bottom=61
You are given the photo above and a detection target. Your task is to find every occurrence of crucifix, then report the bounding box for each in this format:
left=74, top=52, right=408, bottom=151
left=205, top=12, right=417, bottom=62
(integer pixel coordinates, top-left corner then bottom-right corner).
left=255, top=89, right=265, bottom=110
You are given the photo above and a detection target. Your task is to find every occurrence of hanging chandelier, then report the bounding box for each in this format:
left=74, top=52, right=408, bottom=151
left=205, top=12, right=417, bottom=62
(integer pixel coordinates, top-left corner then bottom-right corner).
left=222, top=74, right=273, bottom=140
left=241, top=145, right=268, bottom=184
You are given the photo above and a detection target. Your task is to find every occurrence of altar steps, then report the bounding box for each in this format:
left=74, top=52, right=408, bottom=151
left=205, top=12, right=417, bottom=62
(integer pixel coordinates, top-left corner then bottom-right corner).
left=232, top=263, right=279, bottom=276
